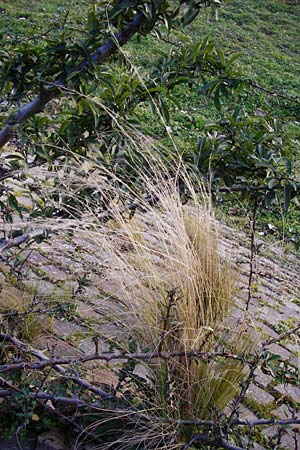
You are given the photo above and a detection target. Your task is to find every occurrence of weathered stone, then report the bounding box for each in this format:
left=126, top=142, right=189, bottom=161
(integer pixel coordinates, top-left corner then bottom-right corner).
left=82, top=362, right=119, bottom=389
left=34, top=334, right=81, bottom=358
left=252, top=443, right=267, bottom=450
left=290, top=355, right=300, bottom=368
left=54, top=318, right=85, bottom=338
left=77, top=337, right=110, bottom=355
left=25, top=250, right=49, bottom=265
left=238, top=404, right=258, bottom=422
left=271, top=404, right=300, bottom=419
left=24, top=279, right=66, bottom=297
left=76, top=300, right=99, bottom=319
left=254, top=367, right=273, bottom=388
left=285, top=341, right=300, bottom=356
left=255, top=321, right=280, bottom=340
left=280, top=429, right=300, bottom=449
left=246, top=384, right=275, bottom=405
left=262, top=426, right=276, bottom=440
left=273, top=384, right=300, bottom=404
left=258, top=306, right=286, bottom=325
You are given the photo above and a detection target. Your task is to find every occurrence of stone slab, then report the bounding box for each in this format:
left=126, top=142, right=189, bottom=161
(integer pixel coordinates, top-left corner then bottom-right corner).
left=254, top=367, right=273, bottom=388
left=36, top=429, right=69, bottom=450
left=273, top=384, right=300, bottom=404
left=246, top=384, right=275, bottom=405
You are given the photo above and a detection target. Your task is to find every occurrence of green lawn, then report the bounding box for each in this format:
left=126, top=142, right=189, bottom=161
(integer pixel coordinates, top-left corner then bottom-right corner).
left=0, top=0, right=86, bottom=39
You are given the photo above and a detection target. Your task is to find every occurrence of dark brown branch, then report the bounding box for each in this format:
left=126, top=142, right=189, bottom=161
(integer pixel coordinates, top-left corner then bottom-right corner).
left=262, top=324, right=300, bottom=347
left=246, top=197, right=259, bottom=311
left=247, top=79, right=300, bottom=104
left=0, top=5, right=162, bottom=149
left=227, top=357, right=259, bottom=429
left=0, top=338, right=247, bottom=376
left=186, top=433, right=244, bottom=450
left=0, top=388, right=100, bottom=408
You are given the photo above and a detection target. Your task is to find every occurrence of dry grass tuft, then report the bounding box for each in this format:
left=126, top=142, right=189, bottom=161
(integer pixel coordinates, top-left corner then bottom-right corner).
left=34, top=155, right=253, bottom=448
left=59, top=159, right=254, bottom=449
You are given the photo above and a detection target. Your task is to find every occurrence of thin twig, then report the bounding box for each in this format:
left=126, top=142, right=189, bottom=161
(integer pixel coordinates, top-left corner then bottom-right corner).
left=263, top=324, right=300, bottom=347
left=0, top=388, right=99, bottom=407
left=178, top=417, right=300, bottom=427
left=187, top=433, right=245, bottom=450
left=246, top=198, right=259, bottom=311
left=0, top=342, right=248, bottom=376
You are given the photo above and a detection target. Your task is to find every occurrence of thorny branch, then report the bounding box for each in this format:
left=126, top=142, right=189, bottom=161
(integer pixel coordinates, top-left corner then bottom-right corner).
left=0, top=333, right=248, bottom=375
left=1, top=325, right=299, bottom=448
left=246, top=197, right=259, bottom=311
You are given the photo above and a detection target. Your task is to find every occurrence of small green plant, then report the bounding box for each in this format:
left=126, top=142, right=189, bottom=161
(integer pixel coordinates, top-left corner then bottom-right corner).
left=0, top=283, right=53, bottom=342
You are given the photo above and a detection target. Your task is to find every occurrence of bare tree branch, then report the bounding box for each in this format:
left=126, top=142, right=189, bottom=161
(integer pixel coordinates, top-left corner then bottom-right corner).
left=0, top=388, right=100, bottom=408
left=178, top=417, right=300, bottom=427
left=185, top=433, right=245, bottom=450
left=0, top=334, right=248, bottom=375
left=262, top=324, right=300, bottom=347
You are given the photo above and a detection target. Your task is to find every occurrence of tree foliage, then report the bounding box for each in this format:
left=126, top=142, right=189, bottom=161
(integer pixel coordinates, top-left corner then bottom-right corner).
left=0, top=0, right=299, bottom=238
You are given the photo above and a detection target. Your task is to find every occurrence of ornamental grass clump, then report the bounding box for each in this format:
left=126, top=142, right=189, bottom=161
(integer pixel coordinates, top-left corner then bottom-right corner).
left=63, top=160, right=254, bottom=448
left=39, top=150, right=254, bottom=448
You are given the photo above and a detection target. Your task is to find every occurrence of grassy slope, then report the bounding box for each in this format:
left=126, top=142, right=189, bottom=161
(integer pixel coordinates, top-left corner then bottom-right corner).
left=129, top=0, right=300, bottom=128
left=0, top=0, right=86, bottom=38
left=1, top=0, right=299, bottom=96
left=1, top=0, right=299, bottom=124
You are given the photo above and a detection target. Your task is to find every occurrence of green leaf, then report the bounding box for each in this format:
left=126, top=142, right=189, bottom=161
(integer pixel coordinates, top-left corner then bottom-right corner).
left=8, top=193, right=22, bottom=217
left=214, top=87, right=221, bottom=110
left=284, top=184, right=290, bottom=211
left=283, top=157, right=292, bottom=175
left=228, top=52, right=241, bottom=65
left=183, top=7, right=199, bottom=27
left=166, top=94, right=181, bottom=109
left=199, top=80, right=218, bottom=95
left=215, top=47, right=225, bottom=66
left=87, top=12, right=99, bottom=33
left=160, top=99, right=170, bottom=123
left=268, top=178, right=278, bottom=190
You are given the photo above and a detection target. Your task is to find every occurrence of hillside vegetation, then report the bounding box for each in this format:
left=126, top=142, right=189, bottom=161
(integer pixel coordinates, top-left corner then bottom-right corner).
left=1, top=0, right=299, bottom=245
left=0, top=1, right=300, bottom=449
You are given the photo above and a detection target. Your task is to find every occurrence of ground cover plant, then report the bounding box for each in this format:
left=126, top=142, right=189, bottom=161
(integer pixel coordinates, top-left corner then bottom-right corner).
left=0, top=0, right=300, bottom=448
